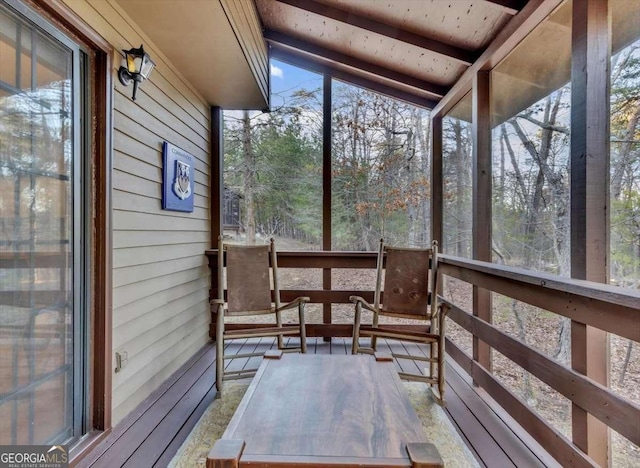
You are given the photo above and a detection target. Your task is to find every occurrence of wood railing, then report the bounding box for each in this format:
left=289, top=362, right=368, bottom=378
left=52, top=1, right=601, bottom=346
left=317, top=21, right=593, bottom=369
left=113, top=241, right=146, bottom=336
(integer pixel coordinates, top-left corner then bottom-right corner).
left=437, top=254, right=640, bottom=468
left=205, top=249, right=399, bottom=338
left=0, top=251, right=70, bottom=307
left=205, top=249, right=640, bottom=467
left=0, top=250, right=72, bottom=444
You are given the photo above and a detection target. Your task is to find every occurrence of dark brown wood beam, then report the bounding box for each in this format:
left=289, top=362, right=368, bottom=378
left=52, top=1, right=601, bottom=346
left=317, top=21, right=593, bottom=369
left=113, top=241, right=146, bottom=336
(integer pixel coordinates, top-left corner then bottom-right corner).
left=275, top=0, right=476, bottom=65
left=265, top=30, right=448, bottom=98
left=270, top=46, right=438, bottom=109
left=470, top=362, right=598, bottom=468
left=206, top=248, right=380, bottom=269
left=438, top=257, right=639, bottom=342
left=322, top=74, right=331, bottom=253
left=211, top=106, right=223, bottom=245
left=209, top=107, right=223, bottom=339
left=220, top=323, right=426, bottom=338
left=444, top=301, right=638, bottom=447
left=208, top=289, right=386, bottom=306
left=483, top=0, right=529, bottom=15
left=472, top=70, right=492, bottom=374
left=322, top=72, right=332, bottom=339
left=570, top=0, right=611, bottom=464
left=444, top=340, right=596, bottom=468
left=431, top=116, right=443, bottom=249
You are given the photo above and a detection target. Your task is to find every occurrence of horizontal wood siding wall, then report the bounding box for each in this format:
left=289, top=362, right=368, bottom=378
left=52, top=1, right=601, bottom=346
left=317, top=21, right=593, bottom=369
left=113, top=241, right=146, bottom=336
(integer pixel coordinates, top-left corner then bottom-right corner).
left=61, top=0, right=211, bottom=424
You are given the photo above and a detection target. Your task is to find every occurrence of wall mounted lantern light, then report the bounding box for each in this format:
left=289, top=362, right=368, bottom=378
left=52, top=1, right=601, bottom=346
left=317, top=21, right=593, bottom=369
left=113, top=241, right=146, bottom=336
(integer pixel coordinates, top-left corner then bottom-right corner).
left=118, top=44, right=155, bottom=101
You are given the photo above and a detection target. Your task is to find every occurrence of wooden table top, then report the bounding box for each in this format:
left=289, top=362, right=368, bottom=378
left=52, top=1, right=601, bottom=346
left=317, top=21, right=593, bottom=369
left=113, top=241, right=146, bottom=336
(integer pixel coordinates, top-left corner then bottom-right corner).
left=208, top=353, right=443, bottom=467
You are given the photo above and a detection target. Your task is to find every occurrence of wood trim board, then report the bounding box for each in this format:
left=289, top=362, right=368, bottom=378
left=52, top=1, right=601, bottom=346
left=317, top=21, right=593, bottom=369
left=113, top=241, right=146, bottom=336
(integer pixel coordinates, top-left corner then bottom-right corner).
left=443, top=300, right=639, bottom=445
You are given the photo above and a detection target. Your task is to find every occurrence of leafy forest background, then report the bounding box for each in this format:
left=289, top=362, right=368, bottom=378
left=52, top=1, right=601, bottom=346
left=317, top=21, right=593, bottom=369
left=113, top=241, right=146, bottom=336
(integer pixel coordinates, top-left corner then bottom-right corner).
left=222, top=42, right=639, bottom=464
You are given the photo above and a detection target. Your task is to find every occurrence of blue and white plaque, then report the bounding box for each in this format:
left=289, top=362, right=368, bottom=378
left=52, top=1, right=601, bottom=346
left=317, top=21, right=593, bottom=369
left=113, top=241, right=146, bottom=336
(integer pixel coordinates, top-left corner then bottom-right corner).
left=162, top=142, right=195, bottom=212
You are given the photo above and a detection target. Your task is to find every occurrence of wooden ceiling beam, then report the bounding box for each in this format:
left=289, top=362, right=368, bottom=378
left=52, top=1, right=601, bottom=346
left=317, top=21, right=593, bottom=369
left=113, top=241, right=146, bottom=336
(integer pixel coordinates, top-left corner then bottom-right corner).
left=270, top=45, right=439, bottom=110
left=483, top=0, right=529, bottom=15
left=432, top=0, right=565, bottom=118
left=264, top=29, right=449, bottom=98
left=274, top=0, right=477, bottom=65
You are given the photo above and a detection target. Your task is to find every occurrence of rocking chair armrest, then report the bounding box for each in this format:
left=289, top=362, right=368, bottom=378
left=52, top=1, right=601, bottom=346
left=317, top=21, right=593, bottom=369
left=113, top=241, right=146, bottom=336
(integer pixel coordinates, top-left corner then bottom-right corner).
left=276, top=296, right=311, bottom=312
left=349, top=295, right=378, bottom=313
left=429, top=301, right=450, bottom=321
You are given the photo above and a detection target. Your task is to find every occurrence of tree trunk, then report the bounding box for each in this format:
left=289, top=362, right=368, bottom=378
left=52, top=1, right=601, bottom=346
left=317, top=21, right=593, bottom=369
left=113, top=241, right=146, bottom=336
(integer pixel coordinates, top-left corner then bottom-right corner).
left=454, top=120, right=466, bottom=257
left=407, top=111, right=418, bottom=246
left=511, top=91, right=572, bottom=363
left=611, top=103, right=640, bottom=199
left=419, top=112, right=431, bottom=246
left=242, top=110, right=256, bottom=245
left=512, top=299, right=535, bottom=403
left=618, top=340, right=634, bottom=385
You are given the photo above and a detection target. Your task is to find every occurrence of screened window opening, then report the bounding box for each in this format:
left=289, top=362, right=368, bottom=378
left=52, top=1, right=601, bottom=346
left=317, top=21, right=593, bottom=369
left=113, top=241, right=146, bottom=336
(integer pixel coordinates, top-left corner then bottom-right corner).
left=331, top=80, right=432, bottom=251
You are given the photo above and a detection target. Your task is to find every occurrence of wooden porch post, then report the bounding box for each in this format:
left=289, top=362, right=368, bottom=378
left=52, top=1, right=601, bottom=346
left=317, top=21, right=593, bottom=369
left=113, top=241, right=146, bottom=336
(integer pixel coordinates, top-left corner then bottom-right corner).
left=570, top=0, right=611, bottom=465
left=431, top=116, right=443, bottom=251
left=211, top=106, right=224, bottom=242
left=210, top=106, right=224, bottom=338
left=472, top=71, right=492, bottom=374
left=322, top=73, right=332, bottom=340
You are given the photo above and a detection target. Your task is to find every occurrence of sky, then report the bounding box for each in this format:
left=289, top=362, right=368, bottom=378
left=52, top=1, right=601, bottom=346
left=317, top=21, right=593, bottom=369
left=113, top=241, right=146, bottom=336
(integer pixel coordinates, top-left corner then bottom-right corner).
left=223, top=59, right=323, bottom=124
left=269, top=59, right=322, bottom=109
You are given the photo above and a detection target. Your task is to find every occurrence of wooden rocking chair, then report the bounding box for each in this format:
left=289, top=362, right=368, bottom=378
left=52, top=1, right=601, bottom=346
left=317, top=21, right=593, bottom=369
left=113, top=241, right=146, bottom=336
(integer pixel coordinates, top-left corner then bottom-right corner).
left=212, top=237, right=309, bottom=395
left=350, top=239, right=449, bottom=405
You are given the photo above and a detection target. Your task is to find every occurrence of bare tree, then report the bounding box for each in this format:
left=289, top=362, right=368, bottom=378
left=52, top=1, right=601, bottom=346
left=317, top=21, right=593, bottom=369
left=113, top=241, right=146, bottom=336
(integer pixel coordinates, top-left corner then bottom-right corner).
left=241, top=110, right=256, bottom=245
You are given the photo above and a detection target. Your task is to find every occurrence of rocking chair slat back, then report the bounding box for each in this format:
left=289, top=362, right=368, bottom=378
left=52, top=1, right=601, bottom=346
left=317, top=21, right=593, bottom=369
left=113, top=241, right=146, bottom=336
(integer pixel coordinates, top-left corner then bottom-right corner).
left=226, top=244, right=272, bottom=314
left=381, top=247, right=433, bottom=317
left=214, top=238, right=308, bottom=395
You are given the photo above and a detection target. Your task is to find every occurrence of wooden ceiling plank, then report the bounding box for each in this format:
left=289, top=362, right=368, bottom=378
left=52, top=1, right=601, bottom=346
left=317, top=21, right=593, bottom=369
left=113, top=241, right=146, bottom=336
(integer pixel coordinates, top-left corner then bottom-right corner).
left=270, top=46, right=439, bottom=110
left=483, top=0, right=529, bottom=15
left=432, top=0, right=565, bottom=118
left=274, top=0, right=477, bottom=65
left=264, top=29, right=449, bottom=98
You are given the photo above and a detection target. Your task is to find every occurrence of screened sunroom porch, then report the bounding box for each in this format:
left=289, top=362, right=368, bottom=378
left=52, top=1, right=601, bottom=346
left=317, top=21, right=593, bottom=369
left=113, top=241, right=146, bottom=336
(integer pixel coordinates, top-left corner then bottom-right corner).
left=1, top=0, right=638, bottom=467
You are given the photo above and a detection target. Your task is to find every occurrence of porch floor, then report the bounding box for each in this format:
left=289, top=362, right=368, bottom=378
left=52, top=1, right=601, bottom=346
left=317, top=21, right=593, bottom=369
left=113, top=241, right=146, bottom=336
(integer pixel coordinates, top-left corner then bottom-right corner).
left=78, top=338, right=558, bottom=468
